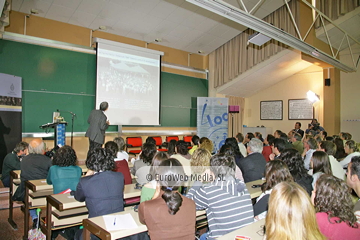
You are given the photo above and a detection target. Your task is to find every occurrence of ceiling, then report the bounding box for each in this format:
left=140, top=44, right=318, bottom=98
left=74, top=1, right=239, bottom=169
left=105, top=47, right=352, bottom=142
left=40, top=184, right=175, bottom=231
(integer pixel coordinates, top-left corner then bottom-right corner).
left=11, top=0, right=288, bottom=54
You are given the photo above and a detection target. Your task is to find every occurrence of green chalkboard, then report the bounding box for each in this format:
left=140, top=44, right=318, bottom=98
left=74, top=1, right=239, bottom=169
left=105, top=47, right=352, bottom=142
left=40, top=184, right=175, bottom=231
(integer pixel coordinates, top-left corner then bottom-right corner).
left=0, top=39, right=208, bottom=132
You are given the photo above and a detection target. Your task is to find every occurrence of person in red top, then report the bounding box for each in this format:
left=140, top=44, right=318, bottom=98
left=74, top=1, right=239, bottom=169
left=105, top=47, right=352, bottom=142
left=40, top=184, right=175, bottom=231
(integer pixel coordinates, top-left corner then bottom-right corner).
left=312, top=174, right=360, bottom=240
left=262, top=134, right=275, bottom=162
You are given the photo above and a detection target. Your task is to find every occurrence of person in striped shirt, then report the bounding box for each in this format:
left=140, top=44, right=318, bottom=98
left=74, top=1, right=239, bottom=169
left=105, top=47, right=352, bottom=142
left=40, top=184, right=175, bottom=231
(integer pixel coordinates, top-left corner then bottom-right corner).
left=186, top=153, right=254, bottom=239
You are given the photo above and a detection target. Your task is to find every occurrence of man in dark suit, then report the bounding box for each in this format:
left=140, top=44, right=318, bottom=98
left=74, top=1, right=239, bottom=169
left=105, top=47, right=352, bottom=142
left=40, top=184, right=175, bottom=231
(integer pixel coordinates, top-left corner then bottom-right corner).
left=237, top=138, right=266, bottom=183
left=293, top=122, right=304, bottom=137
left=85, top=102, right=110, bottom=152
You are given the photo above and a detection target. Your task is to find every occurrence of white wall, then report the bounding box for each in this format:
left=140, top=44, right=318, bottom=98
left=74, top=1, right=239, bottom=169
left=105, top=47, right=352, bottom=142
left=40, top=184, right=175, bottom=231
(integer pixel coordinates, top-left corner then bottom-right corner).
left=243, top=65, right=324, bottom=135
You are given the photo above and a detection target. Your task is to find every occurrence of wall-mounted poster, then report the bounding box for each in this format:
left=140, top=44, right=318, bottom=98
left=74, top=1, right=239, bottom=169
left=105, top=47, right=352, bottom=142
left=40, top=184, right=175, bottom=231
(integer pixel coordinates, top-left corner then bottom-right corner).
left=260, top=100, right=283, bottom=120
left=288, top=99, right=314, bottom=120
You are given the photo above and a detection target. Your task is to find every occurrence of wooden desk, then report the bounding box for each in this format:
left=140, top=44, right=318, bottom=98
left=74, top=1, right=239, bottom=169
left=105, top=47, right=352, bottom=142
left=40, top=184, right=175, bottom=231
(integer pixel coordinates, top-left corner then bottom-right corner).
left=245, top=179, right=265, bottom=199
left=8, top=170, right=21, bottom=229
left=217, top=219, right=265, bottom=240
left=79, top=164, right=88, bottom=173
left=27, top=179, right=53, bottom=192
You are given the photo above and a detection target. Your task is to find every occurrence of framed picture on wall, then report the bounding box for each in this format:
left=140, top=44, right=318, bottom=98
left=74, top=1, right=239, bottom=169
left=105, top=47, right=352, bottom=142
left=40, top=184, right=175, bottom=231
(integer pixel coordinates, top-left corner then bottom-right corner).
left=288, top=99, right=314, bottom=120
left=260, top=100, right=283, bottom=120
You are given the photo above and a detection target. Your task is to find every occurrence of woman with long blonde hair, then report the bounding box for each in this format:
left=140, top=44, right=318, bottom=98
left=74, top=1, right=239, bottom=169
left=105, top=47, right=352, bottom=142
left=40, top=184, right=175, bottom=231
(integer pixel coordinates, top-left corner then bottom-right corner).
left=265, top=181, right=326, bottom=240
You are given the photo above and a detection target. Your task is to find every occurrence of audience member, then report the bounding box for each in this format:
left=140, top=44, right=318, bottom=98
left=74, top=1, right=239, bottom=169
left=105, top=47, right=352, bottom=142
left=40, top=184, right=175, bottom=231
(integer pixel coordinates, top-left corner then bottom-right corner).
left=255, top=132, right=264, bottom=142
left=340, top=140, right=360, bottom=168
left=305, top=118, right=325, bottom=134
left=253, top=160, right=293, bottom=220
left=319, top=141, right=345, bottom=180
left=186, top=154, right=254, bottom=239
left=139, top=158, right=196, bottom=240
left=1, top=141, right=28, bottom=187
left=334, top=137, right=347, bottom=160
left=313, top=174, right=360, bottom=239
left=279, top=132, right=293, bottom=149
left=291, top=132, right=304, bottom=154
left=190, top=148, right=211, bottom=175
left=74, top=148, right=124, bottom=240
left=13, top=139, right=51, bottom=228
left=132, top=143, right=157, bottom=185
left=265, top=181, right=325, bottom=240
left=140, top=152, right=169, bottom=203
left=310, top=151, right=332, bottom=188
left=262, top=134, right=275, bottom=162
left=302, top=137, right=317, bottom=170
left=167, top=139, right=177, bottom=156
left=273, top=130, right=282, bottom=139
left=171, top=140, right=191, bottom=176
left=145, top=136, right=156, bottom=145
left=280, top=149, right=313, bottom=195
left=320, top=130, right=327, bottom=140
left=224, top=137, right=243, bottom=162
left=199, top=137, right=214, bottom=154
left=292, top=122, right=304, bottom=137
left=189, top=135, right=200, bottom=155
left=106, top=141, right=132, bottom=184
left=113, top=137, right=129, bottom=161
left=47, top=145, right=81, bottom=194
left=236, top=132, right=247, bottom=157
left=269, top=138, right=286, bottom=160
left=244, top=132, right=254, bottom=147
left=238, top=138, right=266, bottom=182
left=219, top=145, right=244, bottom=181
left=346, top=156, right=360, bottom=221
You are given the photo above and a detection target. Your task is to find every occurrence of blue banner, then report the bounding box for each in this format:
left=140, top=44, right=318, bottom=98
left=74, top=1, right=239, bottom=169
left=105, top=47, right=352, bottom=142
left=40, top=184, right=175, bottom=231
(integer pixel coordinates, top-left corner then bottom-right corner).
left=197, top=97, right=228, bottom=153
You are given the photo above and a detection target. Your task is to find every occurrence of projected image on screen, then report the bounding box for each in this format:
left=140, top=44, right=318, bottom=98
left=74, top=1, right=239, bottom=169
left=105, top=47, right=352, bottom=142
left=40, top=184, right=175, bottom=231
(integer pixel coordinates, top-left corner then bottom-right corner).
left=96, top=41, right=162, bottom=125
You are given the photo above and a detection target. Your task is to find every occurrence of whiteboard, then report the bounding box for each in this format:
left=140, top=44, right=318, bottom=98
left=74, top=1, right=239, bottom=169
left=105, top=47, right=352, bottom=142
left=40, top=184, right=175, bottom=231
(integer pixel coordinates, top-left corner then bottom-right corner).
left=260, top=101, right=283, bottom=120
left=288, top=99, right=314, bottom=120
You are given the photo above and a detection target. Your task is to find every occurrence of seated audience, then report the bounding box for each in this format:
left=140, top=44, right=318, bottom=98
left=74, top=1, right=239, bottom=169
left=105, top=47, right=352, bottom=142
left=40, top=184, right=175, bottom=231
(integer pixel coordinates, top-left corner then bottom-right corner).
left=319, top=141, right=345, bottom=180
left=171, top=140, right=191, bottom=176
left=237, top=138, right=266, bottom=182
left=190, top=148, right=211, bottom=175
left=279, top=132, right=293, bottom=149
left=199, top=137, right=214, bottom=154
left=225, top=137, right=244, bottom=162
left=186, top=154, right=254, bottom=239
left=106, top=141, right=132, bottom=185
left=47, top=145, right=82, bottom=194
left=302, top=137, right=317, bottom=170
left=74, top=148, right=124, bottom=240
left=291, top=132, right=304, bottom=154
left=262, top=134, right=275, bottom=162
left=13, top=139, right=51, bottom=228
left=1, top=141, right=28, bottom=187
left=244, top=132, right=254, bottom=147
left=309, top=151, right=333, bottom=188
left=313, top=174, right=360, bottom=239
left=265, top=181, right=325, bottom=240
left=253, top=160, right=293, bottom=220
left=189, top=135, right=200, bottom=155
left=113, top=136, right=129, bottom=161
left=219, top=145, right=244, bottom=181
left=167, top=139, right=177, bottom=156
left=139, top=158, right=196, bottom=240
left=273, top=130, right=282, bottom=139
left=269, top=138, right=286, bottom=160
left=305, top=118, right=325, bottom=134
left=280, top=149, right=313, bottom=195
left=293, top=121, right=304, bottom=137
left=140, top=152, right=169, bottom=202
left=320, top=130, right=327, bottom=140
left=340, top=140, right=360, bottom=168
left=132, top=143, right=157, bottom=185
left=346, top=156, right=360, bottom=221
left=334, top=137, right=347, bottom=160
left=236, top=132, right=247, bottom=157
left=255, top=132, right=264, bottom=143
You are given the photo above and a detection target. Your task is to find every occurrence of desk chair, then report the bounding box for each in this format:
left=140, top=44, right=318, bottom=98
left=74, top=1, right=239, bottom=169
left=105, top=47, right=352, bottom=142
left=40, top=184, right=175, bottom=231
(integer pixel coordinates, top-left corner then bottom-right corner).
left=151, top=136, right=167, bottom=152
left=126, top=137, right=143, bottom=156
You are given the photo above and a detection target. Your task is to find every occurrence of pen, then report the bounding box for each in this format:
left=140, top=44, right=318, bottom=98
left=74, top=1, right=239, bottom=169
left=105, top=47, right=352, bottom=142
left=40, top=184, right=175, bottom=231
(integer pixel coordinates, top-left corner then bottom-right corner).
left=113, top=217, right=116, bottom=226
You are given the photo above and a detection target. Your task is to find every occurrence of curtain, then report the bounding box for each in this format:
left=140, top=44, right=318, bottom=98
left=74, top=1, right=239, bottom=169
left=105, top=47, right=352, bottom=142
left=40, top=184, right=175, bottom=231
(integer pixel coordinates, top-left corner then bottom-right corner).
left=209, top=0, right=298, bottom=88
left=226, top=96, right=245, bottom=138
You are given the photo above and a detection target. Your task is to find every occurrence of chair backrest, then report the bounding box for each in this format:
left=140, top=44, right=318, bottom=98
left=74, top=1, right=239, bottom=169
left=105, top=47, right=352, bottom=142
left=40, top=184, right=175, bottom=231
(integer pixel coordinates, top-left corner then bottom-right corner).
left=151, top=136, right=163, bottom=147
left=126, top=137, right=143, bottom=147
left=183, top=136, right=192, bottom=143
left=114, top=160, right=132, bottom=185
left=166, top=136, right=179, bottom=143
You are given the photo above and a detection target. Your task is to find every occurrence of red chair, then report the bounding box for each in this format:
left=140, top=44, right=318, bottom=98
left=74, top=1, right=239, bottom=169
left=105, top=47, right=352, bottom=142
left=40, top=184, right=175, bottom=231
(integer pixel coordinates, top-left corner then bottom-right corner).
left=114, top=160, right=132, bottom=185
left=166, top=136, right=179, bottom=143
left=152, top=136, right=167, bottom=152
left=183, top=135, right=193, bottom=149
left=126, top=137, right=143, bottom=155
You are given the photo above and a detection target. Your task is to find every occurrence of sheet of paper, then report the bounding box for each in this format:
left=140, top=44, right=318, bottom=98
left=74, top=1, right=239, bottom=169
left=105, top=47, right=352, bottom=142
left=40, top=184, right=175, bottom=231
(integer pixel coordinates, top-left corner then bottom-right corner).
left=103, top=213, right=138, bottom=231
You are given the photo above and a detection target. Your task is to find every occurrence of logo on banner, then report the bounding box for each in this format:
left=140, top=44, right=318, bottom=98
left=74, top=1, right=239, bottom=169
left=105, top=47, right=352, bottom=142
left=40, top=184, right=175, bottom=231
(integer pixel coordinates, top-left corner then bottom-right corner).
left=8, top=84, right=16, bottom=96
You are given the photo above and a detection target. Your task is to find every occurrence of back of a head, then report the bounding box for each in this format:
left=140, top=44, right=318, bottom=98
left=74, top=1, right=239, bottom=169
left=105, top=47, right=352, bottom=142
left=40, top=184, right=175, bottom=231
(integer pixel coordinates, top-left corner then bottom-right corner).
left=320, top=141, right=336, bottom=156
left=293, top=133, right=302, bottom=142
left=53, top=145, right=77, bottom=167
left=255, top=132, right=263, bottom=142
left=273, top=138, right=286, bottom=153
left=263, top=160, right=293, bottom=191
left=145, top=137, right=156, bottom=145
left=279, top=132, right=288, bottom=142
left=346, top=140, right=358, bottom=152
left=14, top=141, right=29, bottom=153
left=307, top=138, right=318, bottom=150
left=224, top=137, right=242, bottom=157
left=149, top=152, right=169, bottom=177
left=191, top=148, right=211, bottom=168
left=28, top=139, right=45, bottom=154
left=99, top=101, right=108, bottom=111
left=248, top=138, right=263, bottom=153
left=279, top=149, right=307, bottom=178
left=266, top=181, right=325, bottom=240
left=266, top=134, right=275, bottom=145
left=86, top=148, right=115, bottom=172
left=314, top=174, right=357, bottom=227
left=192, top=135, right=200, bottom=145
left=104, top=141, right=119, bottom=158
left=210, top=153, right=235, bottom=178
left=350, top=156, right=360, bottom=179
left=158, top=158, right=184, bottom=215
left=200, top=137, right=214, bottom=153
left=167, top=139, right=177, bottom=156
left=140, top=143, right=157, bottom=164
left=113, top=137, right=125, bottom=151
left=236, top=133, right=244, bottom=143
left=311, top=151, right=332, bottom=175
left=176, top=140, right=188, bottom=156
left=247, top=132, right=255, bottom=140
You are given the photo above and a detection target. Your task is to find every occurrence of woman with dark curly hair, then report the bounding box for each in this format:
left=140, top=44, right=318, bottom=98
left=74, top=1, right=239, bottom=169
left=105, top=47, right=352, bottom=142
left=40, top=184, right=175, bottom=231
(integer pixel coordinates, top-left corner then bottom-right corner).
left=253, top=160, right=293, bottom=220
left=46, top=145, right=82, bottom=194
left=312, top=174, right=360, bottom=239
left=132, top=143, right=157, bottom=185
left=279, top=148, right=313, bottom=195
